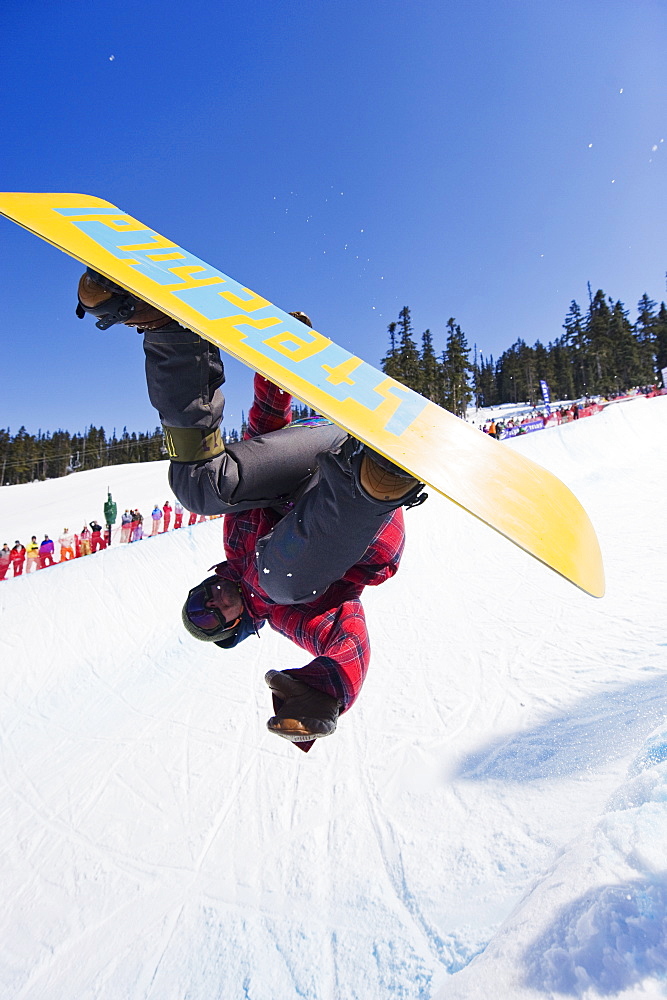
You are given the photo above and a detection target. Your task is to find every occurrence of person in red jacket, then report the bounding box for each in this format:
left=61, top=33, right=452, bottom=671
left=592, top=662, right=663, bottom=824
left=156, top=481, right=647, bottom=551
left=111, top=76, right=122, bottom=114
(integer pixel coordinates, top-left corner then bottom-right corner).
left=77, top=271, right=426, bottom=750
left=9, top=541, right=26, bottom=576
left=162, top=501, right=172, bottom=531
left=89, top=521, right=106, bottom=553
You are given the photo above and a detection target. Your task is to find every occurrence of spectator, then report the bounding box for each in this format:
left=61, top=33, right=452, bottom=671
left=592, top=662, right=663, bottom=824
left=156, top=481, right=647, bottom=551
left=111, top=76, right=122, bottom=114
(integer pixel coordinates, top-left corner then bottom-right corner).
left=89, top=520, right=106, bottom=553
left=162, top=500, right=172, bottom=532
left=151, top=504, right=162, bottom=535
left=10, top=541, right=26, bottom=576
left=174, top=501, right=184, bottom=529
left=188, top=509, right=197, bottom=527
left=0, top=543, right=11, bottom=581
left=26, top=536, right=40, bottom=573
left=39, top=535, right=56, bottom=568
left=120, top=510, right=132, bottom=543
left=131, top=510, right=143, bottom=543
left=79, top=525, right=92, bottom=556
left=59, top=529, right=75, bottom=561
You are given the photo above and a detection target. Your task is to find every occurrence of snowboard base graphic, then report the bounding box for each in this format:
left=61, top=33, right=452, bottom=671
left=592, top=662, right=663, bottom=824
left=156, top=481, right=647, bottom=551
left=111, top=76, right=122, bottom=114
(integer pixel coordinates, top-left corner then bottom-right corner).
left=0, top=192, right=605, bottom=597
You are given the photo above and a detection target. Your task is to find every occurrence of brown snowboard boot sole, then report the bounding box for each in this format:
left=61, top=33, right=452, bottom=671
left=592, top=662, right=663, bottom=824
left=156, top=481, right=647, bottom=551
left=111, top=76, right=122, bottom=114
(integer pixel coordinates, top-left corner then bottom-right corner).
left=359, top=453, right=419, bottom=501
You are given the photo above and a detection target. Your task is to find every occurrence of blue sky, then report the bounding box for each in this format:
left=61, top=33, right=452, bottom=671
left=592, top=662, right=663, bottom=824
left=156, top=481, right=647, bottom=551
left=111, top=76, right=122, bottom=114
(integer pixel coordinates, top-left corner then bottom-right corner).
left=1, top=0, right=665, bottom=436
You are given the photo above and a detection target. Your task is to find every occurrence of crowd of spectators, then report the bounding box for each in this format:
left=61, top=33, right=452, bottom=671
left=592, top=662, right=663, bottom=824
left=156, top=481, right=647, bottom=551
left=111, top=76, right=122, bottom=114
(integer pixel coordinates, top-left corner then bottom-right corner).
left=0, top=500, right=219, bottom=581
left=483, top=403, right=586, bottom=440
left=481, top=385, right=665, bottom=441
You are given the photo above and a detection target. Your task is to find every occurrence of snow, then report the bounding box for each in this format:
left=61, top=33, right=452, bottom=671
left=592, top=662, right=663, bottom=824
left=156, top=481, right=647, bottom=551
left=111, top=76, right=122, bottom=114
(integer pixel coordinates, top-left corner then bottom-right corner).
left=1, top=395, right=666, bottom=999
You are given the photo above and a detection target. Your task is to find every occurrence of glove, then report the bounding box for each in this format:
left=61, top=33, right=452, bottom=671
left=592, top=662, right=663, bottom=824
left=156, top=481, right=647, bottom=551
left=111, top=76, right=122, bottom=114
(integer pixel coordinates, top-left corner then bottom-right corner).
left=76, top=269, right=175, bottom=331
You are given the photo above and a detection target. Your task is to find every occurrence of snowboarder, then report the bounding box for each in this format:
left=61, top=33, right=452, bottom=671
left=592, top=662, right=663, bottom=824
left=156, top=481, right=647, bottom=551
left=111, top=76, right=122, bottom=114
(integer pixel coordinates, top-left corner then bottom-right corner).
left=77, top=270, right=426, bottom=749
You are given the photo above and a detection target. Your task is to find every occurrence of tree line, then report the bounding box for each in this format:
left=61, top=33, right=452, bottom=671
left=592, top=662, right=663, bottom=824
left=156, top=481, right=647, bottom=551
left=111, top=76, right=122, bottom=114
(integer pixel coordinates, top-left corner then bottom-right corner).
left=0, top=422, right=244, bottom=487
left=382, top=285, right=667, bottom=411
left=0, top=425, right=167, bottom=486
left=0, top=405, right=319, bottom=487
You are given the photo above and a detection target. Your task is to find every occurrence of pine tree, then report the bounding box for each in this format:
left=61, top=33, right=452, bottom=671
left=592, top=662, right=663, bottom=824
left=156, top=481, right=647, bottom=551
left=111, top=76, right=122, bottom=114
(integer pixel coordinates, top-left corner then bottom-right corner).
left=551, top=338, right=576, bottom=400
left=609, top=300, right=640, bottom=391
left=396, top=307, right=420, bottom=390
left=585, top=290, right=613, bottom=393
left=654, top=302, right=667, bottom=380
left=562, top=300, right=587, bottom=396
left=381, top=321, right=401, bottom=381
left=496, top=341, right=526, bottom=403
left=419, top=328, right=440, bottom=401
left=634, top=293, right=658, bottom=382
left=478, top=354, right=497, bottom=407
left=533, top=341, right=554, bottom=405
left=442, top=318, right=472, bottom=417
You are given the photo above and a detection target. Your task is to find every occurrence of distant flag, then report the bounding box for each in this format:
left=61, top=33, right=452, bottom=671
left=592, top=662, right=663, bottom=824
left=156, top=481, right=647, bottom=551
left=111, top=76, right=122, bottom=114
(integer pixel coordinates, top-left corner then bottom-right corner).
left=540, top=380, right=551, bottom=414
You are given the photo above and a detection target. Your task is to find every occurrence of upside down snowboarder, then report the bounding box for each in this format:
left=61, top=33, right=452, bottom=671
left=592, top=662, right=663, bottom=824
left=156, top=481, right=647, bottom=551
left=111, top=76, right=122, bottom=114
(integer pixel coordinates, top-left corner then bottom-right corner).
left=77, top=270, right=427, bottom=751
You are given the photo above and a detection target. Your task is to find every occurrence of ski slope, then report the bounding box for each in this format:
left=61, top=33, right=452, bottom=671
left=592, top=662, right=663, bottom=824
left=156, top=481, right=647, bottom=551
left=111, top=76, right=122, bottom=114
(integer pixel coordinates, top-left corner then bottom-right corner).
left=0, top=396, right=666, bottom=1000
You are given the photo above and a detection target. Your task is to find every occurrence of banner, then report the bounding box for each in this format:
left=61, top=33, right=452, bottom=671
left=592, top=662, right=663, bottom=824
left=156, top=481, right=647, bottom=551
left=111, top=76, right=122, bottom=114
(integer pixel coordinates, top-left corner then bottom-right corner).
left=500, top=419, right=544, bottom=440
left=539, top=379, right=551, bottom=414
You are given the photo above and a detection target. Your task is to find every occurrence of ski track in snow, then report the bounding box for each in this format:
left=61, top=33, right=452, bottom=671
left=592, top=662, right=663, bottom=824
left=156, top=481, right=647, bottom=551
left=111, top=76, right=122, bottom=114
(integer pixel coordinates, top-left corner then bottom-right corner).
left=0, top=396, right=666, bottom=998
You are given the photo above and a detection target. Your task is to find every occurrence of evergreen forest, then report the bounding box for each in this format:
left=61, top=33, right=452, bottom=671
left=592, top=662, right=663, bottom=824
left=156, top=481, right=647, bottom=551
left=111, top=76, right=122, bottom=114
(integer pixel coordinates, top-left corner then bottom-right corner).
left=382, top=287, right=667, bottom=414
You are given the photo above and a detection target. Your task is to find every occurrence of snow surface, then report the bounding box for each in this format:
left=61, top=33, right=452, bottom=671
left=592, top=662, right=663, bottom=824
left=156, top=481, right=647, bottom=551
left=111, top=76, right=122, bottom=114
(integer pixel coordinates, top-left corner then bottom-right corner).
left=1, top=396, right=666, bottom=1000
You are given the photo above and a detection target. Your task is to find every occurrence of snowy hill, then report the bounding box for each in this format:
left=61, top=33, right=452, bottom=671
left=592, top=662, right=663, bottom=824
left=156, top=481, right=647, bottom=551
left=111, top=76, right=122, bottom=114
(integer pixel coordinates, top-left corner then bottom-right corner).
left=1, top=396, right=666, bottom=999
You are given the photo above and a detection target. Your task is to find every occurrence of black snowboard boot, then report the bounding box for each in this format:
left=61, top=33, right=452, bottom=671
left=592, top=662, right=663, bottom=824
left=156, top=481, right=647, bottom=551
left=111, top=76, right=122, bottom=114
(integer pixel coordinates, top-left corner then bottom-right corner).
left=265, top=670, right=340, bottom=742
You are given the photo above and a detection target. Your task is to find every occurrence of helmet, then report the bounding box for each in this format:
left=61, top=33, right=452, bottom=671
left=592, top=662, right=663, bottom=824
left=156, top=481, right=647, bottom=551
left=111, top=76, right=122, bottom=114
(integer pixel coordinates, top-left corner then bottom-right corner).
left=182, top=574, right=261, bottom=649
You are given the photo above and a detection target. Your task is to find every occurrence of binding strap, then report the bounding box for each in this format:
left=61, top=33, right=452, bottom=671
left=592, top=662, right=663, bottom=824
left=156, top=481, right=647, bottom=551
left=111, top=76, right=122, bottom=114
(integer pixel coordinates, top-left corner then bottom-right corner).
left=76, top=269, right=139, bottom=330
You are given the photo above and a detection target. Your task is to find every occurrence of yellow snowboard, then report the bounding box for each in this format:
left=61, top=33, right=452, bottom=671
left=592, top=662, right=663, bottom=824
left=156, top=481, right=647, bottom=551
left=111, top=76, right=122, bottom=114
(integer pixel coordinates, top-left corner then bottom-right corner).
left=0, top=192, right=604, bottom=597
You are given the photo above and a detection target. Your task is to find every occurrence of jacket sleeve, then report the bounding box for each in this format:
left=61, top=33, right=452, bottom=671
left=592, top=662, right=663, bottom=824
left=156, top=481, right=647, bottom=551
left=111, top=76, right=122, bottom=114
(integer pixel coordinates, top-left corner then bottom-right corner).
left=246, top=374, right=292, bottom=439
left=270, top=593, right=370, bottom=713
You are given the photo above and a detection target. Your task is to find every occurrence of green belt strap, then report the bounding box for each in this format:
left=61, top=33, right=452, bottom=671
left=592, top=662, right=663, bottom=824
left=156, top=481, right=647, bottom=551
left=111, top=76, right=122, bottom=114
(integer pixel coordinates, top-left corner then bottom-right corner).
left=163, top=426, right=226, bottom=462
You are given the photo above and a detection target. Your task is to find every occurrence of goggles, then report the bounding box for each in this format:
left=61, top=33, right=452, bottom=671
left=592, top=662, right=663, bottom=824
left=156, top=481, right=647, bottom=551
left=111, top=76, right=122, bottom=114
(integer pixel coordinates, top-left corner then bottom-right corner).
left=184, top=576, right=242, bottom=640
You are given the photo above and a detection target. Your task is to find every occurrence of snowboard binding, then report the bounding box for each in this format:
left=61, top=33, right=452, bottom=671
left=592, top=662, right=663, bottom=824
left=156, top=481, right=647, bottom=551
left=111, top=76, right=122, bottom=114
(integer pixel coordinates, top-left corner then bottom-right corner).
left=76, top=268, right=175, bottom=331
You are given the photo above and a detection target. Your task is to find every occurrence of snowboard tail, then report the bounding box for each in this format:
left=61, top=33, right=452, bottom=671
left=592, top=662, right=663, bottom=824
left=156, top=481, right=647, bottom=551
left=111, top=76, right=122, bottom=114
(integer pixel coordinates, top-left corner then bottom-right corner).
left=0, top=192, right=604, bottom=597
